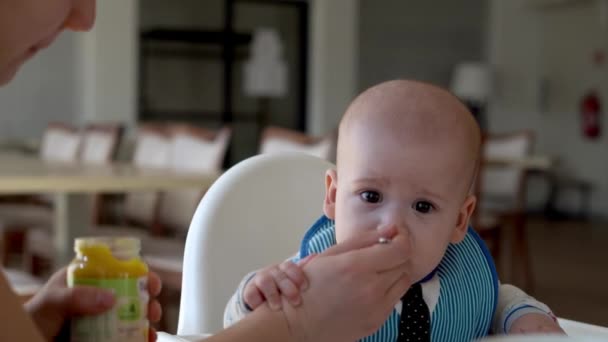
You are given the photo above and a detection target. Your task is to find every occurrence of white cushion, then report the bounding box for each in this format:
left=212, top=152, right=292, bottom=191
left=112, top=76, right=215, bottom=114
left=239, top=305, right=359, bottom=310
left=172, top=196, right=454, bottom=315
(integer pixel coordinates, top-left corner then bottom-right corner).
left=133, top=133, right=171, bottom=169
left=261, top=137, right=333, bottom=161
left=124, top=131, right=172, bottom=223
left=169, top=129, right=229, bottom=174
left=80, top=131, right=115, bottom=164
left=158, top=128, right=230, bottom=232
left=40, top=129, right=81, bottom=162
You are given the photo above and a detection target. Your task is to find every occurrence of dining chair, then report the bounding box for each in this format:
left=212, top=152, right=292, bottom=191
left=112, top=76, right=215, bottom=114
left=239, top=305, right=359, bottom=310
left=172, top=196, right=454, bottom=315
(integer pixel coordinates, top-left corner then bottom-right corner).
left=23, top=125, right=169, bottom=275
left=154, top=125, right=231, bottom=230
left=121, top=125, right=173, bottom=228
left=79, top=123, right=123, bottom=224
left=0, top=123, right=82, bottom=267
left=39, top=122, right=82, bottom=163
left=177, top=152, right=332, bottom=335
left=142, top=125, right=231, bottom=325
left=0, top=123, right=84, bottom=294
left=259, top=126, right=336, bottom=161
left=79, top=123, right=122, bottom=165
left=474, top=131, right=535, bottom=290
left=29, top=125, right=230, bottom=283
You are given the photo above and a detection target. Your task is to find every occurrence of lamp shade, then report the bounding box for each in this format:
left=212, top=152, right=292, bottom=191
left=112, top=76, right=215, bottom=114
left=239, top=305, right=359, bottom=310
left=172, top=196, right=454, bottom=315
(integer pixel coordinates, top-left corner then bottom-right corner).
left=243, top=28, right=288, bottom=98
left=450, top=62, right=492, bottom=102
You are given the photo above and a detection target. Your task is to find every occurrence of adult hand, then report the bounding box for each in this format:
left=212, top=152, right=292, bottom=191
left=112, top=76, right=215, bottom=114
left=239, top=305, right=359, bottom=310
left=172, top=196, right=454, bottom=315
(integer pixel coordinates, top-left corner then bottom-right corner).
left=284, top=226, right=413, bottom=342
left=24, top=268, right=162, bottom=341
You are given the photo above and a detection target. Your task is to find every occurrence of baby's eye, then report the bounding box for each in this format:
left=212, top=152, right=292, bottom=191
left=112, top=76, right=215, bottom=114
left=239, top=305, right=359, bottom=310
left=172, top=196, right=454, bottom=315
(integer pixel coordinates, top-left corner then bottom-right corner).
left=360, top=191, right=382, bottom=203
left=413, top=201, right=434, bottom=214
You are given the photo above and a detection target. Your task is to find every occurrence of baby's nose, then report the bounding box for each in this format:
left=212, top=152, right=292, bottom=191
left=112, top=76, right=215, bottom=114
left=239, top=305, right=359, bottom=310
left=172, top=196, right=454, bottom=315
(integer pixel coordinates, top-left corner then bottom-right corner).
left=377, top=223, right=409, bottom=237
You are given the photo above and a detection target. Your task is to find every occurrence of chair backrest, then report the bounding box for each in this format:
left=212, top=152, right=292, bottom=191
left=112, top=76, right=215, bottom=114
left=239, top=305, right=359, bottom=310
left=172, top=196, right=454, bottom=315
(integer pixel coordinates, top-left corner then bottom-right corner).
left=132, top=125, right=172, bottom=169
left=479, top=131, right=534, bottom=213
left=177, top=153, right=333, bottom=335
left=79, top=124, right=123, bottom=224
left=39, top=123, right=81, bottom=162
left=79, top=124, right=122, bottom=165
left=158, top=126, right=231, bottom=234
left=259, top=126, right=336, bottom=161
left=123, top=125, right=172, bottom=226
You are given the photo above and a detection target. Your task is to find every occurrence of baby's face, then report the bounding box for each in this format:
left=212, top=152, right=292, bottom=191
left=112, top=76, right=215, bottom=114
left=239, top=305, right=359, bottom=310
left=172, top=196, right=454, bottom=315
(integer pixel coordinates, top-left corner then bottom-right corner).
left=325, top=120, right=476, bottom=283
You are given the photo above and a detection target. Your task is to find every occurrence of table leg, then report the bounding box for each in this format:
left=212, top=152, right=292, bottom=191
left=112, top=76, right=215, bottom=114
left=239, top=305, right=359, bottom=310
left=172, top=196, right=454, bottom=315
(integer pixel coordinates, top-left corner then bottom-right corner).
left=53, top=193, right=92, bottom=267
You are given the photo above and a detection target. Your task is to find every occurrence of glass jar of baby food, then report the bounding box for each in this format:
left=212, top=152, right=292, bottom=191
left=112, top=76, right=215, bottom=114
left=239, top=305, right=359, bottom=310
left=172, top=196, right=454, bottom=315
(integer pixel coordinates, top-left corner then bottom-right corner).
left=67, top=237, right=149, bottom=342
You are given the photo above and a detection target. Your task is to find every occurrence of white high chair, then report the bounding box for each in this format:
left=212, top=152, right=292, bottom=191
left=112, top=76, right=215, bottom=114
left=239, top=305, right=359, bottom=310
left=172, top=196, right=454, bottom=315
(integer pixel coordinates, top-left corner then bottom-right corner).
left=177, top=152, right=333, bottom=335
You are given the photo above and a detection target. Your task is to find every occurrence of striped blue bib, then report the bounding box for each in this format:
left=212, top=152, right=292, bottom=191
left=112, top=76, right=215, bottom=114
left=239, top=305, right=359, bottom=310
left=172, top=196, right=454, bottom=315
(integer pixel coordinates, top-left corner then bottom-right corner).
left=297, top=216, right=499, bottom=342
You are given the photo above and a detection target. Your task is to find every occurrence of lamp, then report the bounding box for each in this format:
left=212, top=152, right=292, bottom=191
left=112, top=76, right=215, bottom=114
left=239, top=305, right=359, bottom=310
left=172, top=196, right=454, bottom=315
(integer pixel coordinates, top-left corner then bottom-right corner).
left=243, top=28, right=288, bottom=138
left=450, top=62, right=492, bottom=129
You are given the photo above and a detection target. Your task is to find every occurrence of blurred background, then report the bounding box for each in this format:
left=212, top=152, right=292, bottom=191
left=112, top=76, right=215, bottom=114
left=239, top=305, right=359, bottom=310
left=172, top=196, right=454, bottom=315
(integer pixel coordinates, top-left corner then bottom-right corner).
left=0, top=0, right=606, bottom=334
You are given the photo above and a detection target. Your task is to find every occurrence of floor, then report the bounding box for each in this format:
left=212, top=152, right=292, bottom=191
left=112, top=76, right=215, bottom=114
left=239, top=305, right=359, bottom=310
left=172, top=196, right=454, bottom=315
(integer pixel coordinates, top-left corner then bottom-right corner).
left=523, top=218, right=608, bottom=327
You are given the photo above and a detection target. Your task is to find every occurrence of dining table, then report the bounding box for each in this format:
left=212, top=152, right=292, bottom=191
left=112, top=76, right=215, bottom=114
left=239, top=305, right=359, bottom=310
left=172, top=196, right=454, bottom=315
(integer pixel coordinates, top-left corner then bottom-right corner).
left=0, top=152, right=554, bottom=268
left=0, top=153, right=218, bottom=266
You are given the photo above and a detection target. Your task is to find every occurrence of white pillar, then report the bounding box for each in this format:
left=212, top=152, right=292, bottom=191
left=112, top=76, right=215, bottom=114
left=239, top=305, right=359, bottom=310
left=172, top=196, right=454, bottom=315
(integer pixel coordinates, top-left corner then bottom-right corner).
left=79, top=0, right=139, bottom=127
left=308, top=0, right=359, bottom=135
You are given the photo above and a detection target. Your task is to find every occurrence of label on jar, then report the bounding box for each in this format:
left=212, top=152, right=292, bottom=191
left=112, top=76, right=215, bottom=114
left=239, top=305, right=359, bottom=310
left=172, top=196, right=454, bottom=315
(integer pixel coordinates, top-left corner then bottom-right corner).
left=68, top=277, right=149, bottom=342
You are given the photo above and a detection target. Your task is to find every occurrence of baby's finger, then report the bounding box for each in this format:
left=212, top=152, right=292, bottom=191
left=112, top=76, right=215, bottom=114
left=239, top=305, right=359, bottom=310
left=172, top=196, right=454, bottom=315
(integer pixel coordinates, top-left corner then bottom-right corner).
left=297, top=254, right=317, bottom=267
left=255, top=274, right=281, bottom=311
left=270, top=267, right=300, bottom=306
left=243, top=284, right=264, bottom=310
left=279, top=260, right=308, bottom=290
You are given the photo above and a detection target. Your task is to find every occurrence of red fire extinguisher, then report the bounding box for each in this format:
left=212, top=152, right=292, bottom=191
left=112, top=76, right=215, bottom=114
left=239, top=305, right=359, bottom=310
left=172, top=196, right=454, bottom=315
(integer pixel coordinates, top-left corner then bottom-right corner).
left=581, top=90, right=601, bottom=139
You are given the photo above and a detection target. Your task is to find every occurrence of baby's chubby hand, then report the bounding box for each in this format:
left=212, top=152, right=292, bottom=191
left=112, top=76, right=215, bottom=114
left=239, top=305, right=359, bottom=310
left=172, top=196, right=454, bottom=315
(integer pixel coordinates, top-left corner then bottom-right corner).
left=243, top=260, right=308, bottom=311
left=509, top=312, right=566, bottom=335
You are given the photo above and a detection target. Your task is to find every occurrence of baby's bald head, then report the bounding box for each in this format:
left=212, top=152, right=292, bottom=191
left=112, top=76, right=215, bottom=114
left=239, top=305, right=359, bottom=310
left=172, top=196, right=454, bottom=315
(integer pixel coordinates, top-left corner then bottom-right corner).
left=337, top=80, right=481, bottom=193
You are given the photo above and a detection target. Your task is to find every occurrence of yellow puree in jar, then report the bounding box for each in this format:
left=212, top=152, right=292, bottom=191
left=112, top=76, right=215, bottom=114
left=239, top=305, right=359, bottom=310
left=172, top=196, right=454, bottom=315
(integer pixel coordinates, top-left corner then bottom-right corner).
left=69, top=241, right=148, bottom=279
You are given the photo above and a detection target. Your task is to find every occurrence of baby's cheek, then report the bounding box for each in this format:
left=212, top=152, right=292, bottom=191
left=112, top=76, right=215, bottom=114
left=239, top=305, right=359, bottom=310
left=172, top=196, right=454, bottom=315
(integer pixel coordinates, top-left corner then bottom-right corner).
left=334, top=226, right=355, bottom=244
left=334, top=223, right=374, bottom=244
left=413, top=239, right=449, bottom=279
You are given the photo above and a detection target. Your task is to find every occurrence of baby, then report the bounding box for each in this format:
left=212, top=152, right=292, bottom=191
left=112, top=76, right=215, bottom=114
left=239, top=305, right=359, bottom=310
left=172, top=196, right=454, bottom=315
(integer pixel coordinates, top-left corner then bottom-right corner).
left=225, top=80, right=563, bottom=340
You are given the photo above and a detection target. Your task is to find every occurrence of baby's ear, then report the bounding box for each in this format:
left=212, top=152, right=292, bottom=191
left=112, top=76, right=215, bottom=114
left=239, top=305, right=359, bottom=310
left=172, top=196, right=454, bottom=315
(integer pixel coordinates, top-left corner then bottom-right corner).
left=451, top=194, right=476, bottom=243
left=323, top=169, right=338, bottom=219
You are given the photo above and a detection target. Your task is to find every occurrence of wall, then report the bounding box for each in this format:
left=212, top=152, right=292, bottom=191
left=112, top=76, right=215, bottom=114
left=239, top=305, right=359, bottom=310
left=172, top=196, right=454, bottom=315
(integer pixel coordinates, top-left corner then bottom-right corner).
left=140, top=0, right=306, bottom=163
left=0, top=0, right=138, bottom=141
left=487, top=0, right=608, bottom=219
left=358, top=0, right=486, bottom=91
left=307, top=0, right=359, bottom=135
left=0, top=0, right=354, bottom=156
left=80, top=0, right=139, bottom=127
left=0, top=33, right=79, bottom=140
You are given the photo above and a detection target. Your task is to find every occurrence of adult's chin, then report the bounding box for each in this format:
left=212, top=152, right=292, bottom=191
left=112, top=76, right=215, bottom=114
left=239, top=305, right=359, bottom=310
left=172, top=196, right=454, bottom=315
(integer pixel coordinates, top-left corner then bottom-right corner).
left=0, top=63, right=21, bottom=87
